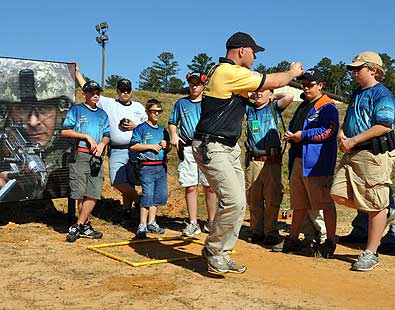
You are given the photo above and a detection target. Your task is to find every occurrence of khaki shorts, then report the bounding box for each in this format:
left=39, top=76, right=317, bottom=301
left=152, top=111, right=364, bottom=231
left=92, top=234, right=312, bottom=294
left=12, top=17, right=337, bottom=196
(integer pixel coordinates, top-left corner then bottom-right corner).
left=330, top=150, right=394, bottom=211
left=290, top=158, right=334, bottom=210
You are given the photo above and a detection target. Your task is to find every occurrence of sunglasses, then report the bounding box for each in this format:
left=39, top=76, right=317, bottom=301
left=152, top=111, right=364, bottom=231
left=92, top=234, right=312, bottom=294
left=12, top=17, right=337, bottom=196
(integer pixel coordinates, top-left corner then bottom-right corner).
left=188, top=82, right=202, bottom=87
left=302, top=81, right=318, bottom=88
left=118, top=88, right=131, bottom=93
left=351, top=64, right=368, bottom=72
left=149, top=109, right=163, bottom=115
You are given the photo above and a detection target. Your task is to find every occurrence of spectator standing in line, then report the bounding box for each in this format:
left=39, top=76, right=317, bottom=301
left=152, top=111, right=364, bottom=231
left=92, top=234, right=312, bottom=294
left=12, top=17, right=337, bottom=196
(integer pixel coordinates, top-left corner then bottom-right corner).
left=331, top=51, right=395, bottom=271
left=245, top=89, right=293, bottom=245
left=62, top=80, right=110, bottom=242
left=75, top=64, right=146, bottom=223
left=130, top=99, right=171, bottom=239
left=272, top=69, right=339, bottom=258
left=192, top=32, right=304, bottom=274
left=168, top=72, right=217, bottom=237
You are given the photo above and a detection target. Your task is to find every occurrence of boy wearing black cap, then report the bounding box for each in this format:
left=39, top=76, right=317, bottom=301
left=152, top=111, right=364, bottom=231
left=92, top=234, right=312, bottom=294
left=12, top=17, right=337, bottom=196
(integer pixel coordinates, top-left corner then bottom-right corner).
left=61, top=80, right=110, bottom=242
left=168, top=72, right=217, bottom=237
left=272, top=68, right=339, bottom=258
left=192, top=31, right=304, bottom=274
left=75, top=64, right=147, bottom=224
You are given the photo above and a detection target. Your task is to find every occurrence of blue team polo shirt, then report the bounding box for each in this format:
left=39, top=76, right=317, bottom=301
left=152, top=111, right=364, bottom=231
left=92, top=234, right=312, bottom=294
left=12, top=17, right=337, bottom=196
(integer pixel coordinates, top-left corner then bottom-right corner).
left=63, top=103, right=110, bottom=149
left=130, top=122, right=170, bottom=162
left=344, top=82, right=395, bottom=137
left=168, top=97, right=201, bottom=141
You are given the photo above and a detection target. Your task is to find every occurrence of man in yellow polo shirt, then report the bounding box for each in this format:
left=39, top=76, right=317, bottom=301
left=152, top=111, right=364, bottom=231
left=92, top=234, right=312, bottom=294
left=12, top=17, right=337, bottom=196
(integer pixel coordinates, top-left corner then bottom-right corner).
left=192, top=32, right=304, bottom=274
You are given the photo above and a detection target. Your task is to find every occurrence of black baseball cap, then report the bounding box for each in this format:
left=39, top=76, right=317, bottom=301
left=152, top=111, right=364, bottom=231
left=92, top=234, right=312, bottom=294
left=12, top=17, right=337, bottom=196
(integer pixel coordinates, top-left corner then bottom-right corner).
left=187, top=72, right=203, bottom=82
left=300, top=68, right=324, bottom=82
left=82, top=80, right=102, bottom=93
left=226, top=32, right=265, bottom=53
left=116, top=78, right=132, bottom=91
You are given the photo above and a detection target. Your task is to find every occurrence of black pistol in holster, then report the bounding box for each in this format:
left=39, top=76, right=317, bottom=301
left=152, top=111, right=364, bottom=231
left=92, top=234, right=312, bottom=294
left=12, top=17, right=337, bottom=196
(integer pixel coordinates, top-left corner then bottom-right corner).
left=244, top=140, right=253, bottom=168
left=201, top=135, right=210, bottom=164
left=177, top=140, right=185, bottom=161
left=354, top=130, right=395, bottom=155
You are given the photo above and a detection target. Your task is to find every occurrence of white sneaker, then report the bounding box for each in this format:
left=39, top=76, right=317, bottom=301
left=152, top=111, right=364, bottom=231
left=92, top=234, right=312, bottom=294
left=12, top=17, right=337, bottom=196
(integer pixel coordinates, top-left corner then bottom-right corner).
left=182, top=222, right=201, bottom=237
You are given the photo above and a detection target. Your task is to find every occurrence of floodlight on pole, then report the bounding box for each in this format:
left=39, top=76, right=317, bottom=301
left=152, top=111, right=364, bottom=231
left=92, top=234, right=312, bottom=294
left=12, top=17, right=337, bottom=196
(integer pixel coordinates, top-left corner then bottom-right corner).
left=95, top=22, right=109, bottom=88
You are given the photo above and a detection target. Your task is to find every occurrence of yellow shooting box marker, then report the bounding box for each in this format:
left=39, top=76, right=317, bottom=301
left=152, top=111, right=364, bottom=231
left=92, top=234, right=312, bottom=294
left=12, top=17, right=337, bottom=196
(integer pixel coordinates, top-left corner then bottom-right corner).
left=87, top=235, right=236, bottom=267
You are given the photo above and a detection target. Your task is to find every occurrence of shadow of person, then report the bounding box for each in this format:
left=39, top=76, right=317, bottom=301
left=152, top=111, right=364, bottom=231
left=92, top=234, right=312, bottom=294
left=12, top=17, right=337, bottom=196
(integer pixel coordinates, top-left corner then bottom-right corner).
left=128, top=236, right=225, bottom=278
left=0, top=199, right=69, bottom=233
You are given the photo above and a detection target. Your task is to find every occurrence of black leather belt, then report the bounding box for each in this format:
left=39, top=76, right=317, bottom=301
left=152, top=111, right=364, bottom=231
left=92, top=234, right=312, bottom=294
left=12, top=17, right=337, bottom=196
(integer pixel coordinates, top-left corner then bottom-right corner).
left=194, top=132, right=236, bottom=147
left=110, top=144, right=130, bottom=150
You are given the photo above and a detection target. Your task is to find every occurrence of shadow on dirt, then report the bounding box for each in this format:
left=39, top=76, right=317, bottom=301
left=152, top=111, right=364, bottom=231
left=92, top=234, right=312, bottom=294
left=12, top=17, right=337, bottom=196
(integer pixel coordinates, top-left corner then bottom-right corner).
left=0, top=199, right=70, bottom=233
left=128, top=235, right=225, bottom=278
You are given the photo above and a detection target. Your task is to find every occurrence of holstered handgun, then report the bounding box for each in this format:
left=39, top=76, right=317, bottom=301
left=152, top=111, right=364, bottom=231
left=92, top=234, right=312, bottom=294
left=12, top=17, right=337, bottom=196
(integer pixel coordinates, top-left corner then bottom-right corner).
left=177, top=140, right=185, bottom=161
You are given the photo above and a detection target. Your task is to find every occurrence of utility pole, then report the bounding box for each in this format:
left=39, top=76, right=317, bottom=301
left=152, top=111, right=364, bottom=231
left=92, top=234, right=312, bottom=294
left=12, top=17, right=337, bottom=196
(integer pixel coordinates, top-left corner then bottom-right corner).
left=95, top=22, right=109, bottom=89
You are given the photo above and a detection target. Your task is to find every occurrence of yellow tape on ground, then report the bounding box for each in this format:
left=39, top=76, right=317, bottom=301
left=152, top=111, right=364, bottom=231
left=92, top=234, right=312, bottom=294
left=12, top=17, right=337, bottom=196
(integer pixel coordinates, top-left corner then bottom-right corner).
left=87, top=235, right=235, bottom=267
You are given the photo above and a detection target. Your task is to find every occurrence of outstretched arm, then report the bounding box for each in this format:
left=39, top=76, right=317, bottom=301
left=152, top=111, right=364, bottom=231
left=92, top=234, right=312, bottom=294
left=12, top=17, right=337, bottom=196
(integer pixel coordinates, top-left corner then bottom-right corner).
left=259, top=62, right=304, bottom=91
left=74, top=62, right=87, bottom=89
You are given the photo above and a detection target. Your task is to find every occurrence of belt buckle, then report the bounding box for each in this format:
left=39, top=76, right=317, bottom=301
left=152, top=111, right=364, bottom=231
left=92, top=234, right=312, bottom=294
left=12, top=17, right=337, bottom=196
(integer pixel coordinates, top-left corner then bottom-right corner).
left=254, top=156, right=267, bottom=161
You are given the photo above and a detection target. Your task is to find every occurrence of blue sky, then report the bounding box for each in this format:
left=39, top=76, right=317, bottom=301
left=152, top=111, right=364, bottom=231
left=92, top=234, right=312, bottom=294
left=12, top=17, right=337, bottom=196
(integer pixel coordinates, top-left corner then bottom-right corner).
left=1, top=0, right=394, bottom=89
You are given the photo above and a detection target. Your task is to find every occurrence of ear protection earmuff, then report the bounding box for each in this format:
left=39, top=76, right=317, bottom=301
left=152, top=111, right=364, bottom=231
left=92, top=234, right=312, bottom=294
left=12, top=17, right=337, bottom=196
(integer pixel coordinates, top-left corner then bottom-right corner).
left=186, top=72, right=207, bottom=84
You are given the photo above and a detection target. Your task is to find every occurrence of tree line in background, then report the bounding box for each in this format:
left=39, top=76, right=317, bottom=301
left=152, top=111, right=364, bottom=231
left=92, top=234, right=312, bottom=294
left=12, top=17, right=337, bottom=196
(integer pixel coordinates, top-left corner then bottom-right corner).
left=100, top=52, right=395, bottom=99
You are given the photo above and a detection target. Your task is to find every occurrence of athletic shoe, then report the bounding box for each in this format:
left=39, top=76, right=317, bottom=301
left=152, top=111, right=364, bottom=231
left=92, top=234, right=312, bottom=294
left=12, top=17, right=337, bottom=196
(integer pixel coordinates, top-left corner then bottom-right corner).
left=136, top=224, right=147, bottom=239
left=223, top=255, right=247, bottom=274
left=201, top=247, right=229, bottom=274
left=79, top=222, right=103, bottom=239
left=272, top=237, right=304, bottom=253
left=312, top=239, right=336, bottom=258
left=351, top=250, right=379, bottom=271
left=247, top=233, right=265, bottom=244
left=263, top=234, right=283, bottom=246
left=337, top=234, right=367, bottom=244
left=203, top=220, right=214, bottom=233
left=147, top=221, right=165, bottom=234
left=386, top=208, right=395, bottom=226
left=66, top=223, right=80, bottom=242
left=182, top=222, right=201, bottom=237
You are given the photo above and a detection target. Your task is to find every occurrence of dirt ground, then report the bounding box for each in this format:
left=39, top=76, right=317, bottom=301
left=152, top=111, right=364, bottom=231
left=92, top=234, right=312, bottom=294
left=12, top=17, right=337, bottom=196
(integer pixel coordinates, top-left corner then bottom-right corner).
left=1, top=166, right=395, bottom=309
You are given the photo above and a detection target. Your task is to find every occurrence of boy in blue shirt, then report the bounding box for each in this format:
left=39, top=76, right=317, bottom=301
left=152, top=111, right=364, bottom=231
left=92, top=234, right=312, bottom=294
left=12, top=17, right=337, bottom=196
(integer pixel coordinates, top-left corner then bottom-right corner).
left=61, top=80, right=110, bottom=242
left=130, top=99, right=171, bottom=239
left=168, top=72, right=216, bottom=237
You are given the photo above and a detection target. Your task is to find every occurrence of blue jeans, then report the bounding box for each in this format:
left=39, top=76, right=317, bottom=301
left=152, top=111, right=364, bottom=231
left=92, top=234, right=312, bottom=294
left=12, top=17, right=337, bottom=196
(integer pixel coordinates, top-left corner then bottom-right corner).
left=350, top=188, right=395, bottom=244
left=140, top=165, right=168, bottom=207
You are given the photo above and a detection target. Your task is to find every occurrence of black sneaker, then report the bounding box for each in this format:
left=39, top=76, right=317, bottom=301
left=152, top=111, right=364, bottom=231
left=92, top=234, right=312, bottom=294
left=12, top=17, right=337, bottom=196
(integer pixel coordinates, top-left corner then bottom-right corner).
left=272, top=237, right=303, bottom=253
left=79, top=222, right=103, bottom=239
left=247, top=233, right=265, bottom=244
left=263, top=234, right=283, bottom=246
left=66, top=224, right=80, bottom=242
left=312, top=239, right=336, bottom=258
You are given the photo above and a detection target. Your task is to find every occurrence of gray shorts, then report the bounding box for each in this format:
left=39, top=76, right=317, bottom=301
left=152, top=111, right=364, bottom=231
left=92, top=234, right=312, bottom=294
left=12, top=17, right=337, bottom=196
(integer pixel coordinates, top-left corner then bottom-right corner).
left=69, top=152, right=104, bottom=200
left=178, top=146, right=209, bottom=187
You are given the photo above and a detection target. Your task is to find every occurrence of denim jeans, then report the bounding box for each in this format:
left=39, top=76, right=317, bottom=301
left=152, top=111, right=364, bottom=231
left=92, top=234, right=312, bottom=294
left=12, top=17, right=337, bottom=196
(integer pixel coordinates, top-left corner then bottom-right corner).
left=140, top=164, right=168, bottom=207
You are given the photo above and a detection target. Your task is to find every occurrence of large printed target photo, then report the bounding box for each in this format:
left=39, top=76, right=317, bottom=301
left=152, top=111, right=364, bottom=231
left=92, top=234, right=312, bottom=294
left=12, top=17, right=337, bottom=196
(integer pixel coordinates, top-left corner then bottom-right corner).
left=0, top=57, right=75, bottom=203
